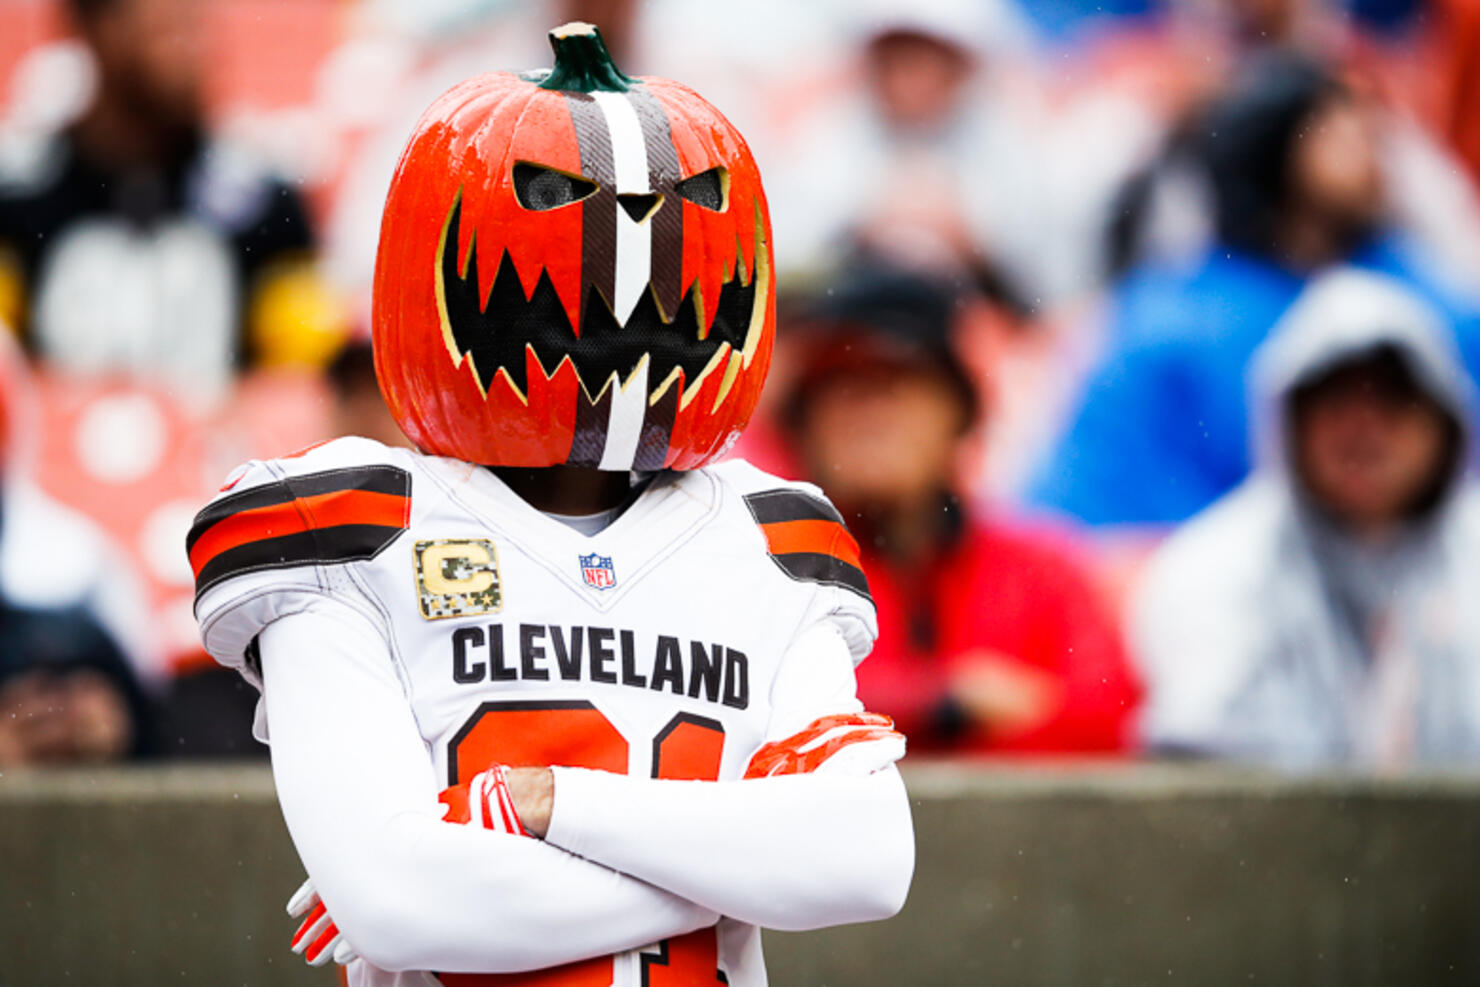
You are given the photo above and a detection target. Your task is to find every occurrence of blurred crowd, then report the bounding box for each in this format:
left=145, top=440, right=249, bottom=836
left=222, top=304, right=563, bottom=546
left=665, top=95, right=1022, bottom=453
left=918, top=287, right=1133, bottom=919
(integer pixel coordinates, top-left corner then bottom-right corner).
left=3, top=0, right=1480, bottom=771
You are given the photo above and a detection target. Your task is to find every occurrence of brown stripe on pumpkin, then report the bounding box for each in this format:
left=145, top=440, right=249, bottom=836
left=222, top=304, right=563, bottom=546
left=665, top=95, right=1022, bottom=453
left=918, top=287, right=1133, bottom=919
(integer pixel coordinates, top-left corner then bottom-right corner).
left=564, top=92, right=617, bottom=324
left=633, top=378, right=679, bottom=471
left=626, top=86, right=684, bottom=322
left=568, top=372, right=614, bottom=467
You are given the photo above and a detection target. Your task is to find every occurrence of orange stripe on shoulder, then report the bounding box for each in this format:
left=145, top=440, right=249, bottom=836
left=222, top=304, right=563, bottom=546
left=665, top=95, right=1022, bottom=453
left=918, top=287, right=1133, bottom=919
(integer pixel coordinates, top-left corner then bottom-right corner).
left=188, top=464, right=412, bottom=596
left=189, top=489, right=408, bottom=578
left=758, top=518, right=862, bottom=569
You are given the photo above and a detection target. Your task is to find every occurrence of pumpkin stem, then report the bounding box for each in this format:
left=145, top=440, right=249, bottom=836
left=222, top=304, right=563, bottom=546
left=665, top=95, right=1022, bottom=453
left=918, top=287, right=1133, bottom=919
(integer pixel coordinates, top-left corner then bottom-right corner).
left=539, top=22, right=633, bottom=93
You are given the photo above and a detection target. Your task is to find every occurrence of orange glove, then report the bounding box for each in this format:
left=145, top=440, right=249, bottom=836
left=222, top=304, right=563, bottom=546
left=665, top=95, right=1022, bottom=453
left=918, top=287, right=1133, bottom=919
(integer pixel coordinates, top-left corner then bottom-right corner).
left=287, top=879, right=356, bottom=967
left=744, top=712, right=906, bottom=779
left=438, top=764, right=529, bottom=835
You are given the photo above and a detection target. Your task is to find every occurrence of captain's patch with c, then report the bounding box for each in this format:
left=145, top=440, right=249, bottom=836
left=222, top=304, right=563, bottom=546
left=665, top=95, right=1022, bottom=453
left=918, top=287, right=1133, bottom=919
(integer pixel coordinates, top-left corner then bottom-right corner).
left=415, top=539, right=503, bottom=618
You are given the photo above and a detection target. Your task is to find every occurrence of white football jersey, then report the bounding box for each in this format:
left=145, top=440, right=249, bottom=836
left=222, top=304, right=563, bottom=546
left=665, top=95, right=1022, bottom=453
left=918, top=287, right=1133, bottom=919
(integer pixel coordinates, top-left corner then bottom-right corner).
left=191, top=437, right=877, bottom=987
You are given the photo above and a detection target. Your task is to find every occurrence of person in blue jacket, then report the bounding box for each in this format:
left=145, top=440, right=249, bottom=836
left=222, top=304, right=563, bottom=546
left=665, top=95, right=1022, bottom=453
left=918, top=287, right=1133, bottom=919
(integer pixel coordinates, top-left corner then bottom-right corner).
left=1031, top=50, right=1480, bottom=526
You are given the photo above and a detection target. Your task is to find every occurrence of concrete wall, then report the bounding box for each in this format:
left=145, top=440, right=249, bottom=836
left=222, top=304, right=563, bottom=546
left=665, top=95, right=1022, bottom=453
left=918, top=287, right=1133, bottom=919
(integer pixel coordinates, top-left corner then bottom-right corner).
left=3, top=763, right=1478, bottom=986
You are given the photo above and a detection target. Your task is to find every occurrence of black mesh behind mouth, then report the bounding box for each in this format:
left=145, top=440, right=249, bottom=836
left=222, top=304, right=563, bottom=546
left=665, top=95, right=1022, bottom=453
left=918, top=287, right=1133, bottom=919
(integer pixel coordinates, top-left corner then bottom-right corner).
left=440, top=198, right=757, bottom=396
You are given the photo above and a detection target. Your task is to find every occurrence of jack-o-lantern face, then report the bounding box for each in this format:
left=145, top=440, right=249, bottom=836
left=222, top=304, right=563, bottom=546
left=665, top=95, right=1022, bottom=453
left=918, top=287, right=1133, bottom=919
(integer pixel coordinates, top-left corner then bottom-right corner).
left=372, top=22, right=775, bottom=470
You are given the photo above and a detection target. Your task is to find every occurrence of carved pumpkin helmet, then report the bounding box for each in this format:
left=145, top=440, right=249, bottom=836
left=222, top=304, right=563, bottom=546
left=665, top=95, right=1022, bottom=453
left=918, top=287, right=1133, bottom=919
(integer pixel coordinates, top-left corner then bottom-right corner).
left=372, top=23, right=775, bottom=470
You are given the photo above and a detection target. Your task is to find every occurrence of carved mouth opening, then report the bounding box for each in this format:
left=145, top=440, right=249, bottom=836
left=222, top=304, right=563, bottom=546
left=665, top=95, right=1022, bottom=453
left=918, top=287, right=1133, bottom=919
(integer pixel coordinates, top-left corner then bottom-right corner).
left=434, top=194, right=768, bottom=410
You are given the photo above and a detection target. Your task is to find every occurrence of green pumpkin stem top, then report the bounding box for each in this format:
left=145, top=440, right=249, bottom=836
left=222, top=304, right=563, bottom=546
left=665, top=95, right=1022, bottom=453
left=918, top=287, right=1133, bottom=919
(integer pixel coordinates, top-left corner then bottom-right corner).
left=539, top=22, right=633, bottom=93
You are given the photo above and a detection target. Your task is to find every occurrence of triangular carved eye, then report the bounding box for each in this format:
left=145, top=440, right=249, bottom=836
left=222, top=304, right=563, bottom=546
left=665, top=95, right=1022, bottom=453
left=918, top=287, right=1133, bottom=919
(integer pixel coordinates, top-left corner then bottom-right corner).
left=514, top=162, right=598, bottom=210
left=675, top=167, right=727, bottom=211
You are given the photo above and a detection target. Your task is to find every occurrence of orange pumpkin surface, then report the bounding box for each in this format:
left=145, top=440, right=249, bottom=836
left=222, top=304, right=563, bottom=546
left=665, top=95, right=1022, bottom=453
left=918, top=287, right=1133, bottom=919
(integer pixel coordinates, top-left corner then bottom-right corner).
left=372, top=23, right=775, bottom=470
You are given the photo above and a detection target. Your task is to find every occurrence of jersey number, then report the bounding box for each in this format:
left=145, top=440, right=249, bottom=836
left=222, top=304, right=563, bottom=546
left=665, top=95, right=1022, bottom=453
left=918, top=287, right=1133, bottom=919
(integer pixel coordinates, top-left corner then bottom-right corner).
left=438, top=701, right=728, bottom=987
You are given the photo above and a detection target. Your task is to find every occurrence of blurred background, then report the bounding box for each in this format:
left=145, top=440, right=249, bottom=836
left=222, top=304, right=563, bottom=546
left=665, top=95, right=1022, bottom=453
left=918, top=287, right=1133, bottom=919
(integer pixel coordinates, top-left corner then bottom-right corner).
left=3, top=0, right=1480, bottom=982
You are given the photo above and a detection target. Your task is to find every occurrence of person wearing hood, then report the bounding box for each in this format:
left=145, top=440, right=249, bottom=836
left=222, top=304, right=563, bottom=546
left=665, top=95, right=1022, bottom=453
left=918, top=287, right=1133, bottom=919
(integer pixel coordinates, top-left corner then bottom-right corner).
left=1032, top=50, right=1480, bottom=528
left=1134, top=267, right=1480, bottom=768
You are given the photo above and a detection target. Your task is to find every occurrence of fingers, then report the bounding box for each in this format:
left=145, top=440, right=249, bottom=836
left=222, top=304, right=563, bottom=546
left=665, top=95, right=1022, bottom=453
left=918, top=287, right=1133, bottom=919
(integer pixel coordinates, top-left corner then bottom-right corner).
left=304, top=920, right=342, bottom=967
left=286, top=879, right=318, bottom=918
left=473, top=766, right=529, bottom=836
left=286, top=879, right=357, bottom=967
left=469, top=771, right=492, bottom=829
left=297, top=914, right=356, bottom=967
left=441, top=767, right=530, bottom=835
left=793, top=712, right=894, bottom=744
left=489, top=766, right=530, bottom=836
left=810, top=732, right=907, bottom=776
left=290, top=901, right=331, bottom=953
left=744, top=712, right=906, bottom=778
left=745, top=731, right=902, bottom=778
left=332, top=937, right=360, bottom=965
left=794, top=721, right=903, bottom=758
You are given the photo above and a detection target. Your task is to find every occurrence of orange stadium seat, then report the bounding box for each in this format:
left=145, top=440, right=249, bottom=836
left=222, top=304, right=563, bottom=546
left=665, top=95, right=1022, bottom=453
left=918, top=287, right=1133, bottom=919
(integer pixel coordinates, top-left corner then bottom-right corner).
left=31, top=370, right=332, bottom=672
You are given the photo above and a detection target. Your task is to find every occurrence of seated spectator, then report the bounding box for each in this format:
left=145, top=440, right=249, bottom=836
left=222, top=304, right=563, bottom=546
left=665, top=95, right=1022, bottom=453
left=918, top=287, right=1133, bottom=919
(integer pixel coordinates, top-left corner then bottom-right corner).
left=0, top=0, right=335, bottom=401
left=783, top=268, right=1140, bottom=754
left=1135, top=268, right=1480, bottom=768
left=1033, top=49, right=1480, bottom=527
left=0, top=340, right=153, bottom=766
left=0, top=594, right=150, bottom=766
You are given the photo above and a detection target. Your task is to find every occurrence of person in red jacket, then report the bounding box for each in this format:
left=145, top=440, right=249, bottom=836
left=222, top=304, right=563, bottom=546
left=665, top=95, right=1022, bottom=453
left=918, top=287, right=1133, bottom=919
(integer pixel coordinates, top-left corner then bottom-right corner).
left=781, top=265, right=1140, bottom=754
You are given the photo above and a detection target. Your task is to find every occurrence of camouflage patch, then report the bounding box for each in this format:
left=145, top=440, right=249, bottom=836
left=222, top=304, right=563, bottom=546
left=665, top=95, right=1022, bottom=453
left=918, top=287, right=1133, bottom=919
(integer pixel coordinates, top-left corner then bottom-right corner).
left=414, top=539, right=503, bottom=619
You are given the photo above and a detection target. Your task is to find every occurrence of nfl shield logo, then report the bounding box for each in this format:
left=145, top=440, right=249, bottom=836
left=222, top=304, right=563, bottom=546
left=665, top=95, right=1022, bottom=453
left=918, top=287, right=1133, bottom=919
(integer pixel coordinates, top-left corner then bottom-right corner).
left=579, top=553, right=617, bottom=591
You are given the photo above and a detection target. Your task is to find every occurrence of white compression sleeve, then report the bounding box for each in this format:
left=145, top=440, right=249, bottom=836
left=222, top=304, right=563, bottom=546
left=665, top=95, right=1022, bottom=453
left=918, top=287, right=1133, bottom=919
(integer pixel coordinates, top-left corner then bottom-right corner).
left=543, top=622, right=915, bottom=931
left=259, top=602, right=718, bottom=974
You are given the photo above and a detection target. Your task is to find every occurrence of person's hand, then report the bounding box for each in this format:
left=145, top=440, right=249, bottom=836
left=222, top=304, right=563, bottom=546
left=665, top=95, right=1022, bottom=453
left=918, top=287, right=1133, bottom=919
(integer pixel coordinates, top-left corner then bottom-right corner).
left=286, top=879, right=358, bottom=967
left=440, top=764, right=552, bottom=838
left=504, top=767, right=553, bottom=838
left=0, top=669, right=131, bottom=767
left=61, top=669, right=133, bottom=760
left=0, top=672, right=49, bottom=766
left=947, top=649, right=1061, bottom=739
left=745, top=712, right=905, bottom=778
left=282, top=766, right=552, bottom=969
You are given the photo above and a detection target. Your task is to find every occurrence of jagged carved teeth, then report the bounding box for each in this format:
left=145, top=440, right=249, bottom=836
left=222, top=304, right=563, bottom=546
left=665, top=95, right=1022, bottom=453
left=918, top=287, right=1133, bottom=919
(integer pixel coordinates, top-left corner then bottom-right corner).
left=436, top=196, right=769, bottom=412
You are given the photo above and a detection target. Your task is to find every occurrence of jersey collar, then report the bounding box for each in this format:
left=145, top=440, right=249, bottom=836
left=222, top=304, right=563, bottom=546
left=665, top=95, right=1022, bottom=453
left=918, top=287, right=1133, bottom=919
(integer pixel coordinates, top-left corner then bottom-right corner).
left=415, top=455, right=723, bottom=611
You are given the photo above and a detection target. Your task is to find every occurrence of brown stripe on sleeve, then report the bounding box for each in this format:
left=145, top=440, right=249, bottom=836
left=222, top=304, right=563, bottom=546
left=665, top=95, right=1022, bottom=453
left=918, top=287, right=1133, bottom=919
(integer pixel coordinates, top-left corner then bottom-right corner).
left=188, top=465, right=411, bottom=598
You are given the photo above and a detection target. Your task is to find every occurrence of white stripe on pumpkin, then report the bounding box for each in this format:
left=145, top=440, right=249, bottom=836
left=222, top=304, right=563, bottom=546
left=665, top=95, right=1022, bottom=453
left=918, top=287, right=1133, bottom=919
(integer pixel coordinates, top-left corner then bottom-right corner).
left=599, top=355, right=649, bottom=471
left=591, top=90, right=651, bottom=325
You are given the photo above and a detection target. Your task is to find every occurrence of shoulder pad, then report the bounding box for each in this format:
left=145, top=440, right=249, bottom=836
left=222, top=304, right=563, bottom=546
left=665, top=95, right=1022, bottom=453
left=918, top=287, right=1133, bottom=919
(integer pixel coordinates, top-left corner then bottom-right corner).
left=706, top=459, right=823, bottom=498
left=188, top=438, right=411, bottom=599
left=712, top=462, right=871, bottom=605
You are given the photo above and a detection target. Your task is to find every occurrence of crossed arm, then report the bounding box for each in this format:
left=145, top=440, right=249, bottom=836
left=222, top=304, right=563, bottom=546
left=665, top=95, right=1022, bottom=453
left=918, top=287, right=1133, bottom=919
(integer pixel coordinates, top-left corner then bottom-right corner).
left=260, top=601, right=914, bottom=974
